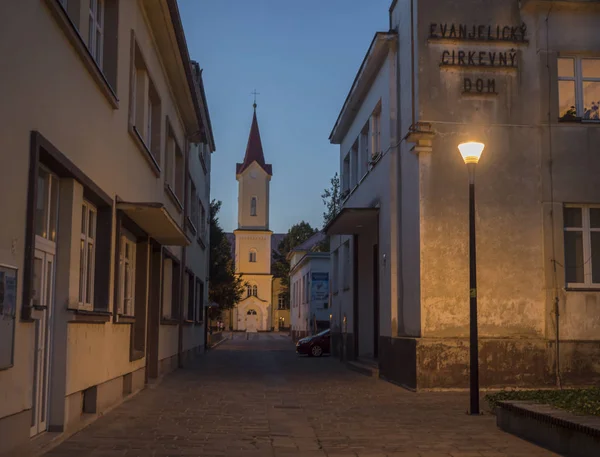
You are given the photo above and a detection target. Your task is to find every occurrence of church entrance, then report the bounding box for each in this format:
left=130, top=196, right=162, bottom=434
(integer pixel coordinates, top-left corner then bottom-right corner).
left=246, top=309, right=259, bottom=332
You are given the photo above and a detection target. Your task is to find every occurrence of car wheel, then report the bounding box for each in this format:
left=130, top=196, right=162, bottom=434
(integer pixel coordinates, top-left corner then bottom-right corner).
left=311, top=345, right=323, bottom=357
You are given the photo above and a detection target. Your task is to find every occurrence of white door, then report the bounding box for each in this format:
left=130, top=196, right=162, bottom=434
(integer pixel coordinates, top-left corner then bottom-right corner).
left=31, top=246, right=55, bottom=436
left=246, top=309, right=258, bottom=332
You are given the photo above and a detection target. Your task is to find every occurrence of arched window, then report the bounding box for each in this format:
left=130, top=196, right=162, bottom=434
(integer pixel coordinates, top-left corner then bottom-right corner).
left=247, top=309, right=257, bottom=315
left=252, top=285, right=258, bottom=297
left=246, top=284, right=252, bottom=298
left=250, top=197, right=257, bottom=216
left=249, top=249, right=257, bottom=263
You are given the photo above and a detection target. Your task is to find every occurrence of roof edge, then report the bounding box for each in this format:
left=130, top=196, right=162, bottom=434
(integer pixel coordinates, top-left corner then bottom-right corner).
left=329, top=31, right=397, bottom=144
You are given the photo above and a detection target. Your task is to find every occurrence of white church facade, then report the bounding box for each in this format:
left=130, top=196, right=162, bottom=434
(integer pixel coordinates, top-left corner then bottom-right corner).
left=229, top=105, right=279, bottom=332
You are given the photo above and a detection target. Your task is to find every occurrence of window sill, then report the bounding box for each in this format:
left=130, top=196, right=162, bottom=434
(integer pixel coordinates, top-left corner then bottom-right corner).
left=182, top=319, right=195, bottom=326
left=565, top=287, right=600, bottom=292
left=161, top=318, right=180, bottom=326
left=197, top=236, right=206, bottom=250
left=165, top=184, right=184, bottom=213
left=130, top=350, right=144, bottom=362
left=186, top=217, right=198, bottom=236
left=114, top=315, right=135, bottom=324
left=129, top=125, right=161, bottom=177
left=44, top=0, right=119, bottom=109
left=69, top=309, right=112, bottom=324
left=559, top=117, right=600, bottom=124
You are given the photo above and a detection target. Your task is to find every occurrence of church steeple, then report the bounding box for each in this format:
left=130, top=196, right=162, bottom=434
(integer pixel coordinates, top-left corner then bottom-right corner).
left=236, top=106, right=272, bottom=176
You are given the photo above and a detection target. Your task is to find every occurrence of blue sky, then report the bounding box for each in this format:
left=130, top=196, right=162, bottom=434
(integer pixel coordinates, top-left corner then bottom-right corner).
left=178, top=0, right=391, bottom=233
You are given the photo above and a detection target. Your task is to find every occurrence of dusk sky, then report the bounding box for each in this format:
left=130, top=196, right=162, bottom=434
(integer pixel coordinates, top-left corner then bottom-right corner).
left=178, top=0, right=391, bottom=233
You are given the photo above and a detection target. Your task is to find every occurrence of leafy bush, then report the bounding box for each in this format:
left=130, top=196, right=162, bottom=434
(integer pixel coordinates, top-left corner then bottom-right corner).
left=486, top=388, right=600, bottom=416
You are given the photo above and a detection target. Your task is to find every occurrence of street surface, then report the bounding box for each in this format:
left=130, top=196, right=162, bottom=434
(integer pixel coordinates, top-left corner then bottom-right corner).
left=44, top=333, right=556, bottom=457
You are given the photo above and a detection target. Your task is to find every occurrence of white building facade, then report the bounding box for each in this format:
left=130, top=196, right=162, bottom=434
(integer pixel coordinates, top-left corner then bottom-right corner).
left=326, top=0, right=600, bottom=390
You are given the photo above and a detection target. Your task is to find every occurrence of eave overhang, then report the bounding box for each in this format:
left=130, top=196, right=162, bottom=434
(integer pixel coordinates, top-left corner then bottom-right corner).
left=143, top=0, right=202, bottom=141
left=329, top=31, right=397, bottom=144
left=117, top=202, right=190, bottom=246
left=324, top=208, right=379, bottom=236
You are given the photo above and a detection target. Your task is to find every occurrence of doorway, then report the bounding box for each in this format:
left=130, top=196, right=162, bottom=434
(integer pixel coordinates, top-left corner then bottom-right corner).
left=30, top=167, right=59, bottom=437
left=246, top=309, right=258, bottom=332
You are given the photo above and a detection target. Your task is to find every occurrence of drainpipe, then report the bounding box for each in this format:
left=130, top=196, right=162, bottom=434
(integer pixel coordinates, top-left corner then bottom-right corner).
left=544, top=5, right=561, bottom=388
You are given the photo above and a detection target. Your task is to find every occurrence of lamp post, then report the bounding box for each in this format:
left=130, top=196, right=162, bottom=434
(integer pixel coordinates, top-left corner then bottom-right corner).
left=458, top=141, right=485, bottom=416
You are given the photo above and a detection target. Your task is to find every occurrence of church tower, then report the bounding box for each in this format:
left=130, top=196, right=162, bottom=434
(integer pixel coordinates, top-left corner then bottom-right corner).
left=232, top=103, right=273, bottom=331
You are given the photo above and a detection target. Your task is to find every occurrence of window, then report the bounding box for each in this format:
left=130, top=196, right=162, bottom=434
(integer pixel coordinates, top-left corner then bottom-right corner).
left=249, top=249, right=257, bottom=263
left=165, top=126, right=184, bottom=207
left=246, top=283, right=258, bottom=298
left=196, top=279, right=204, bottom=323
left=350, top=141, right=358, bottom=187
left=360, top=123, right=369, bottom=176
left=558, top=57, right=600, bottom=121
left=187, top=272, right=195, bottom=321
left=250, top=197, right=257, bottom=216
left=35, top=167, right=59, bottom=242
left=343, top=241, right=351, bottom=289
left=161, top=255, right=181, bottom=319
left=342, top=154, right=350, bottom=193
left=332, top=250, right=339, bottom=293
left=79, top=201, right=97, bottom=309
left=88, top=0, right=104, bottom=67
left=175, top=147, right=184, bottom=201
left=278, top=293, right=288, bottom=310
left=190, top=181, right=198, bottom=229
left=370, top=104, right=381, bottom=156
left=564, top=205, right=600, bottom=287
left=117, top=231, right=136, bottom=316
left=130, top=38, right=161, bottom=166
left=199, top=201, right=206, bottom=238
left=247, top=309, right=257, bottom=315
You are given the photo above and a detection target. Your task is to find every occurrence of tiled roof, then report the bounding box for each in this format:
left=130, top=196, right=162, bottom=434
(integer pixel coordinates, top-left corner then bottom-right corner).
left=235, top=108, right=272, bottom=176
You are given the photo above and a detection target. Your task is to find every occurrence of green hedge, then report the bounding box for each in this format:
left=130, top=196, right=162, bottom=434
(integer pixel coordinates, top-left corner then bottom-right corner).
left=486, top=388, right=600, bottom=416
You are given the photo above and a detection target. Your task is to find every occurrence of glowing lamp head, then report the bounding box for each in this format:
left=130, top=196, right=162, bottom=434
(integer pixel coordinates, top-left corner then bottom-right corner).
left=458, top=142, right=485, bottom=165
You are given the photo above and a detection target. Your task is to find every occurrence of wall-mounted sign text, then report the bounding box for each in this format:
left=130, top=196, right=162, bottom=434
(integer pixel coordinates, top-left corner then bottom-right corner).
left=440, top=49, right=518, bottom=68
left=429, top=21, right=528, bottom=96
left=429, top=23, right=527, bottom=43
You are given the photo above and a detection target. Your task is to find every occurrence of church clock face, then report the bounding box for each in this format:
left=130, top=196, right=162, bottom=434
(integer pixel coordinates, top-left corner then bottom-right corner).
left=250, top=171, right=257, bottom=179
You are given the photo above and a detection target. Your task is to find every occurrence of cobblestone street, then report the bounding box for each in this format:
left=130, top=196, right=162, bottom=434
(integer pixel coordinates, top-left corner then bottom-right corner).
left=44, top=333, right=556, bottom=457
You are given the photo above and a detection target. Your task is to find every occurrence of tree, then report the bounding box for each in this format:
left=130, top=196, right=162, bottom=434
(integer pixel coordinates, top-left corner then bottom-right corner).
left=272, top=221, right=317, bottom=299
left=208, top=200, right=245, bottom=312
left=321, top=172, right=340, bottom=229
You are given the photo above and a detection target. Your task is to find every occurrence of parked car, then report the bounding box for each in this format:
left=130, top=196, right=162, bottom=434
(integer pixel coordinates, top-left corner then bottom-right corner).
left=296, top=329, right=330, bottom=357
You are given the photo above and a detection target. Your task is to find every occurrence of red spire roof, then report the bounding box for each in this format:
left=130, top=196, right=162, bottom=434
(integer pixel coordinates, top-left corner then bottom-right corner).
left=236, top=107, right=272, bottom=176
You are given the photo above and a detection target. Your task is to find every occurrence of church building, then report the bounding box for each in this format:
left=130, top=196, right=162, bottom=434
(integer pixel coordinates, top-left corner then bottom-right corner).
left=228, top=104, right=284, bottom=331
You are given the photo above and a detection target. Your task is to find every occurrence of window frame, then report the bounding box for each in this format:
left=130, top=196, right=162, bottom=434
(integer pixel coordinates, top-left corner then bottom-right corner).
left=370, top=103, right=382, bottom=156
left=564, top=204, right=600, bottom=289
left=117, top=230, right=137, bottom=317
left=88, top=0, right=104, bottom=68
left=249, top=249, right=257, bottom=263
left=78, top=200, right=97, bottom=311
left=250, top=196, right=257, bottom=216
left=558, top=56, right=600, bottom=121
left=195, top=278, right=204, bottom=323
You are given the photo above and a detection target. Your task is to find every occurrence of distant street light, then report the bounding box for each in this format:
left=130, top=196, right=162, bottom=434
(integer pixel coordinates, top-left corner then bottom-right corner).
left=458, top=141, right=485, bottom=415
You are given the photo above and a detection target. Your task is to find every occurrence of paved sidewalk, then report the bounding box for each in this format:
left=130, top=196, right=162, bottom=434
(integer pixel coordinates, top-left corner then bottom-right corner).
left=44, top=333, right=556, bottom=457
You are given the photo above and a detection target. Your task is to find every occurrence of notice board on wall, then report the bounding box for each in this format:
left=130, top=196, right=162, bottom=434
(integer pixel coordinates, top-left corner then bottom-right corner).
left=0, top=265, right=17, bottom=369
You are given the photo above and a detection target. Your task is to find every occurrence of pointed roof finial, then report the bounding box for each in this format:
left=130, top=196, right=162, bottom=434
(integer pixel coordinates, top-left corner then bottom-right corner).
left=251, top=89, right=259, bottom=111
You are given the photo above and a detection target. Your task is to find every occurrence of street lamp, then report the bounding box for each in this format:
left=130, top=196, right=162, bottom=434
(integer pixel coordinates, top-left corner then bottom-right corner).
left=458, top=141, right=485, bottom=416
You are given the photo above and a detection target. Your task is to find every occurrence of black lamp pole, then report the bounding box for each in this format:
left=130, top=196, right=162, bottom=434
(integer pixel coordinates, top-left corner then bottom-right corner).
left=467, top=162, right=480, bottom=415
